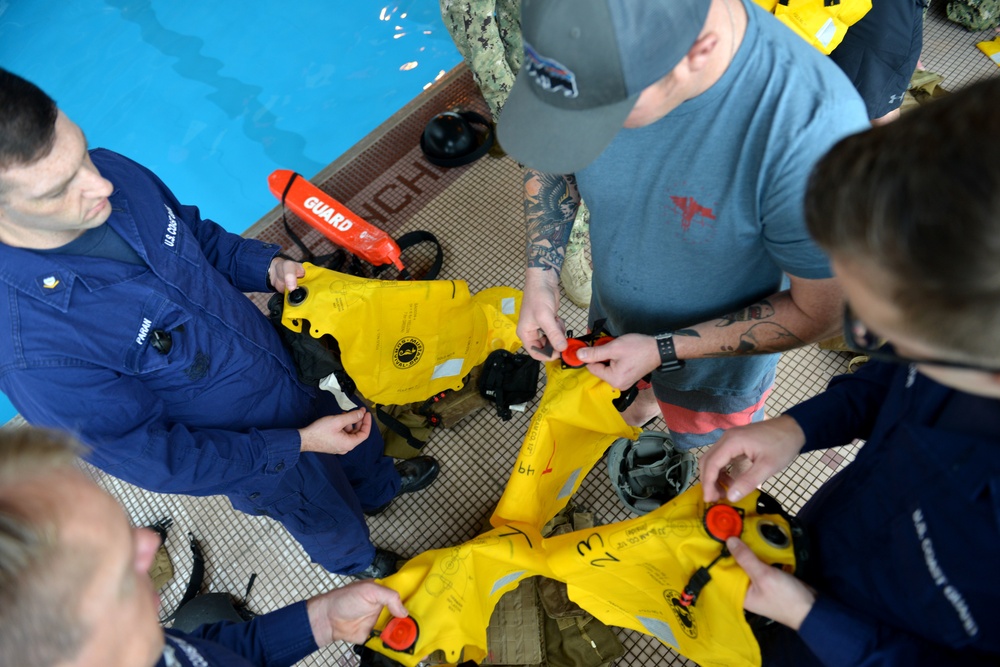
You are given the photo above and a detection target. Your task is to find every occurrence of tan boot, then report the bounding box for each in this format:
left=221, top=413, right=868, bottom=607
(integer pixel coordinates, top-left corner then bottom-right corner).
left=561, top=202, right=593, bottom=309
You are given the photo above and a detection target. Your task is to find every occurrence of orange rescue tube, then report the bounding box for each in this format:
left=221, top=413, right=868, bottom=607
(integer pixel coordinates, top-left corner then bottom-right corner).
left=268, top=169, right=406, bottom=272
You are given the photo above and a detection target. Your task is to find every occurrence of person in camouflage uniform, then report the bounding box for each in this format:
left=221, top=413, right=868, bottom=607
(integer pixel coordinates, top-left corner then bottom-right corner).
left=947, top=0, right=999, bottom=30
left=439, top=0, right=594, bottom=310
left=439, top=0, right=523, bottom=119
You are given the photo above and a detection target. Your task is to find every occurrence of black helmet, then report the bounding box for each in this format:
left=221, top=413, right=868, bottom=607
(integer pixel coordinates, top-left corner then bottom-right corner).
left=420, top=110, right=494, bottom=167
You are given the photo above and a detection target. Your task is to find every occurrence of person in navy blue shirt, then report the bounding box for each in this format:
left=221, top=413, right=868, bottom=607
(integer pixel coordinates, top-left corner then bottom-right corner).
left=0, top=68, right=439, bottom=579
left=0, top=427, right=409, bottom=667
left=828, top=0, right=925, bottom=126
left=700, top=78, right=1000, bottom=665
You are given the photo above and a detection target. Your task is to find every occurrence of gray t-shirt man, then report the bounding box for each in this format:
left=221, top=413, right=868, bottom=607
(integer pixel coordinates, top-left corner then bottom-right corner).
left=499, top=0, right=868, bottom=448
left=580, top=0, right=865, bottom=394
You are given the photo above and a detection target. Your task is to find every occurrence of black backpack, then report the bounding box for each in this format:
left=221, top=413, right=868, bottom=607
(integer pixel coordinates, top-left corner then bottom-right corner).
left=478, top=350, right=541, bottom=421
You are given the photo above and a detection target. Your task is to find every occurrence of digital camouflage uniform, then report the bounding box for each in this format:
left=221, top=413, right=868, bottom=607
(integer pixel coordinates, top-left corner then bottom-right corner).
left=439, top=0, right=523, bottom=120
left=439, top=0, right=593, bottom=309
left=947, top=0, right=999, bottom=30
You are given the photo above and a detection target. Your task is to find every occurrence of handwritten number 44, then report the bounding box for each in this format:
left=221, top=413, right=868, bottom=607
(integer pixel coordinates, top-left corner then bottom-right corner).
left=576, top=533, right=621, bottom=568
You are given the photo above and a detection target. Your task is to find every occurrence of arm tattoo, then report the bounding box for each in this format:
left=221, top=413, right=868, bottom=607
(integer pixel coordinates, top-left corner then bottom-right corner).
left=524, top=171, right=580, bottom=271
left=527, top=245, right=565, bottom=268
left=715, top=300, right=775, bottom=327
left=704, top=322, right=805, bottom=357
left=674, top=329, right=701, bottom=337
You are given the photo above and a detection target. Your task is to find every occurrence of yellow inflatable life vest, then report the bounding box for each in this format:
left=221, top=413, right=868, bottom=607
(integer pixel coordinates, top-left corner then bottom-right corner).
left=365, top=363, right=800, bottom=667
left=280, top=264, right=522, bottom=405
left=491, top=359, right=641, bottom=530
left=754, top=0, right=872, bottom=54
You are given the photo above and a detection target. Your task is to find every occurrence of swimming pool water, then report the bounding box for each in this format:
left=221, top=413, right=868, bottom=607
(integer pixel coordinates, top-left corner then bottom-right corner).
left=0, top=0, right=462, bottom=424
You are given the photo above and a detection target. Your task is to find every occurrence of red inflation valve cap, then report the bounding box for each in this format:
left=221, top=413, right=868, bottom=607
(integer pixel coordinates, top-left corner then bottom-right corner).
left=381, top=617, right=418, bottom=651
left=561, top=338, right=588, bottom=368
left=705, top=504, right=744, bottom=542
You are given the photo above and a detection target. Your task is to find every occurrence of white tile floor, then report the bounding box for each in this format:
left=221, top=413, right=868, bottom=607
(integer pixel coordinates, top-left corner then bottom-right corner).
left=5, top=3, right=997, bottom=665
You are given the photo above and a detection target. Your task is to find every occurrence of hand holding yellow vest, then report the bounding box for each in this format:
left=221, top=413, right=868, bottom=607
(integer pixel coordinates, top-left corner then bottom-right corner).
left=366, top=363, right=800, bottom=667
left=366, top=485, right=797, bottom=667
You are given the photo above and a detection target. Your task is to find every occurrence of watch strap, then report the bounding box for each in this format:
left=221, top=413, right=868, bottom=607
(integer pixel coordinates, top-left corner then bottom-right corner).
left=654, top=332, right=685, bottom=372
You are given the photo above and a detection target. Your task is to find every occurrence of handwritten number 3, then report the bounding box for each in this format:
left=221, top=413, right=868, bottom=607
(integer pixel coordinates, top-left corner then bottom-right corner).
left=576, top=533, right=621, bottom=568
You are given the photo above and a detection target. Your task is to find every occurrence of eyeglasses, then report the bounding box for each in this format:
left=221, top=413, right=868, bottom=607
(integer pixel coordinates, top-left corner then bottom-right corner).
left=842, top=305, right=1000, bottom=373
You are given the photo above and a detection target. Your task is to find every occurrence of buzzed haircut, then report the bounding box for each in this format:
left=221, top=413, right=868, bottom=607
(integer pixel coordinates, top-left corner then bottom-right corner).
left=806, top=78, right=1000, bottom=363
left=0, top=428, right=89, bottom=667
left=0, top=69, right=59, bottom=196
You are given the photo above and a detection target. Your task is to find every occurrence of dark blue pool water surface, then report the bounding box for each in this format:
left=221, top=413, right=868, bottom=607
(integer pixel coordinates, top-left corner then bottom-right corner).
left=0, top=0, right=462, bottom=423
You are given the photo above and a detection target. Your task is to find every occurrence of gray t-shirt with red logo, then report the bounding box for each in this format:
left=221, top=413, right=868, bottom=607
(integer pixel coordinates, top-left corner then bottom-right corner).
left=575, top=0, right=868, bottom=396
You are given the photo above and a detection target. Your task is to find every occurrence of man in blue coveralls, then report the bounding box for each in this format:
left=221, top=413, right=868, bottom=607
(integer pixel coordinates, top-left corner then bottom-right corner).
left=0, top=427, right=411, bottom=667
left=0, top=68, right=439, bottom=579
left=700, top=78, right=1000, bottom=666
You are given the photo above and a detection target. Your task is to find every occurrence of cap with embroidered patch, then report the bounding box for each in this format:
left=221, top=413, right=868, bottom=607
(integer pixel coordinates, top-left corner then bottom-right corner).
left=497, top=0, right=712, bottom=174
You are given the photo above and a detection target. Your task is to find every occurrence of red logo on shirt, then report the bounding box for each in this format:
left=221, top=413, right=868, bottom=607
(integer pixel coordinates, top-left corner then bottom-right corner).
left=669, top=196, right=716, bottom=231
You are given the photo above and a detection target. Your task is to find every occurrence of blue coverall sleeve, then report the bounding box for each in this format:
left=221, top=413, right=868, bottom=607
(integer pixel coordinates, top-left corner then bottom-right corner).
left=799, top=596, right=997, bottom=667
left=3, top=364, right=301, bottom=497
left=783, top=361, right=898, bottom=453
left=119, top=153, right=281, bottom=294
left=177, top=601, right=319, bottom=667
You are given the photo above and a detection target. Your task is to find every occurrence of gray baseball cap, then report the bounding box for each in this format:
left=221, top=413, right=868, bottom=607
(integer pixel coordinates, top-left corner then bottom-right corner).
left=497, top=0, right=712, bottom=174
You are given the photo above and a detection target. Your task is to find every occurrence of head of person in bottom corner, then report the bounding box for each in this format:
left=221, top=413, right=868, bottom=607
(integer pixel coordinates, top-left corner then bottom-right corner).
left=805, top=77, right=1000, bottom=398
left=0, top=427, right=166, bottom=667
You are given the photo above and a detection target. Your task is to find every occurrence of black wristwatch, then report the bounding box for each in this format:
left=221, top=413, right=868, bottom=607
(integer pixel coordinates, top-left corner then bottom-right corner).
left=653, top=332, right=685, bottom=372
